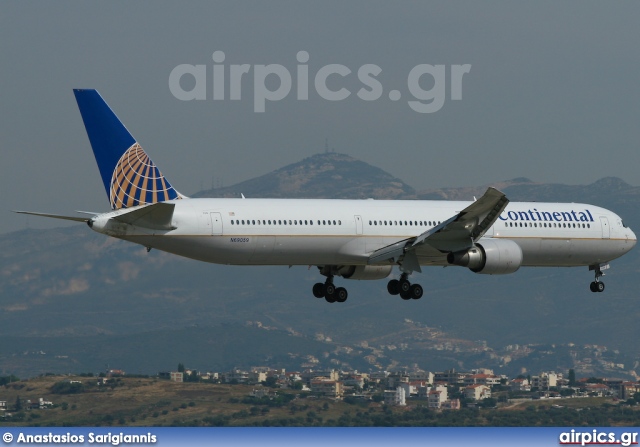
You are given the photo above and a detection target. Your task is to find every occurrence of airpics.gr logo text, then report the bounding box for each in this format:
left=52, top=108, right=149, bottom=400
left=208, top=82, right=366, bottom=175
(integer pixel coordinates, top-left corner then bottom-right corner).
left=168, top=51, right=471, bottom=113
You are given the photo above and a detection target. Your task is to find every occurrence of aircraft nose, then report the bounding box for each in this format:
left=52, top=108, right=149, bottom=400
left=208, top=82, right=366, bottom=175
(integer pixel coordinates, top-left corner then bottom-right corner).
left=624, top=226, right=638, bottom=252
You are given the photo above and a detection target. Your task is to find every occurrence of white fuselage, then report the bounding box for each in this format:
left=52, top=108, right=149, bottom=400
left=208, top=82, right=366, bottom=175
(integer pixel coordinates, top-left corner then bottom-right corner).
left=89, top=198, right=636, bottom=269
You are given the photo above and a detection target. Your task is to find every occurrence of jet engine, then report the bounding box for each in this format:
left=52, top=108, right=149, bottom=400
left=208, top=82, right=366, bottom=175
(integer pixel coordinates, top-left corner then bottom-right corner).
left=337, top=265, right=394, bottom=280
left=447, top=239, right=522, bottom=275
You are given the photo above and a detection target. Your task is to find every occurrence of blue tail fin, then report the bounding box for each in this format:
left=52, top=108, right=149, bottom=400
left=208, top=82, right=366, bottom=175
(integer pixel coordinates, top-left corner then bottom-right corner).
left=73, top=89, right=183, bottom=210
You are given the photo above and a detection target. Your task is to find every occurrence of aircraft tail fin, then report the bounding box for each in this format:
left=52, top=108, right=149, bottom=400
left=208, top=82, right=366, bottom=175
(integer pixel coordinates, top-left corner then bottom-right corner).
left=73, top=89, right=184, bottom=210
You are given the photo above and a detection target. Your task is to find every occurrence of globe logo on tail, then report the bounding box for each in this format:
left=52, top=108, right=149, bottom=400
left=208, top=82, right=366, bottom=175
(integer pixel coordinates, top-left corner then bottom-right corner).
left=109, top=143, right=181, bottom=210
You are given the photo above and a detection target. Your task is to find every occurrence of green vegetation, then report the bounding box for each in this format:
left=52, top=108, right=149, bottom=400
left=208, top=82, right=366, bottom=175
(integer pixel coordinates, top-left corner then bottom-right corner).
left=50, top=381, right=85, bottom=394
left=1, top=375, right=639, bottom=427
left=0, top=375, right=20, bottom=386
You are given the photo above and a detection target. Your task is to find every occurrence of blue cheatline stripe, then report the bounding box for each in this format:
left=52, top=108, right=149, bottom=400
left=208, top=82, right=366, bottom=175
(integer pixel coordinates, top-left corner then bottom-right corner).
left=73, top=89, right=136, bottom=199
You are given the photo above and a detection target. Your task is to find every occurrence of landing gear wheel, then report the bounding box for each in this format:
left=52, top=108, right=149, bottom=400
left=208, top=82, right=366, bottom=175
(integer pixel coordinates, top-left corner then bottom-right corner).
left=335, top=287, right=348, bottom=302
left=409, top=284, right=423, bottom=300
left=325, top=283, right=336, bottom=296
left=387, top=279, right=400, bottom=295
left=589, top=265, right=607, bottom=293
left=313, top=283, right=326, bottom=298
left=399, top=279, right=411, bottom=294
left=400, top=289, right=412, bottom=300
left=325, top=293, right=336, bottom=303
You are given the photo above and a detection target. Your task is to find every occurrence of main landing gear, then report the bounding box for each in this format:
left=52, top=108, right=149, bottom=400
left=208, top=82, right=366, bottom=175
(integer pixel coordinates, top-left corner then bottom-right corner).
left=387, top=273, right=423, bottom=300
left=589, top=264, right=607, bottom=293
left=313, top=276, right=348, bottom=303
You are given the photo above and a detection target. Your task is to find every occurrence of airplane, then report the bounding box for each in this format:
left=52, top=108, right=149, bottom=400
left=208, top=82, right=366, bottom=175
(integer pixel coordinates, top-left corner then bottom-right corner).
left=15, top=89, right=637, bottom=303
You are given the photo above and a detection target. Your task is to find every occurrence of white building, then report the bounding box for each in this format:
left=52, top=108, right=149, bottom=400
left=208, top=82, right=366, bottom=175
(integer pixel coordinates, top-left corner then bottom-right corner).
left=428, top=386, right=448, bottom=408
left=510, top=378, right=530, bottom=391
left=342, top=375, right=366, bottom=389
left=531, top=372, right=558, bottom=389
left=409, top=371, right=434, bottom=384
left=383, top=386, right=407, bottom=406
left=463, top=374, right=501, bottom=386
left=249, top=371, right=267, bottom=383
left=465, top=384, right=492, bottom=401
left=170, top=372, right=183, bottom=383
left=310, top=379, right=343, bottom=397
left=225, top=369, right=250, bottom=383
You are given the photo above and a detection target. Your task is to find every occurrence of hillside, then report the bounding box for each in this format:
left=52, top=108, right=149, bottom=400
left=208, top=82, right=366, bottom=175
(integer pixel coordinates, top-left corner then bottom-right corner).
left=193, top=152, right=415, bottom=199
left=1, top=152, right=639, bottom=379
left=2, top=375, right=633, bottom=427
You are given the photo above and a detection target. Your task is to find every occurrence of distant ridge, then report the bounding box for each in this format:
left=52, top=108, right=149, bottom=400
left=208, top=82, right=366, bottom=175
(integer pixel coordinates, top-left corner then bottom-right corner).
left=193, top=150, right=638, bottom=211
left=416, top=178, right=536, bottom=201
left=2, top=149, right=640, bottom=378
left=193, top=152, right=415, bottom=200
left=416, top=177, right=638, bottom=210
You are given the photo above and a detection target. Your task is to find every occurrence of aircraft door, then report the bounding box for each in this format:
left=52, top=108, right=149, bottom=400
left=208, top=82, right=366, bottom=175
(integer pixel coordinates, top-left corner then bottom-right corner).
left=600, top=216, right=610, bottom=239
left=355, top=215, right=363, bottom=235
left=210, top=212, right=223, bottom=235
left=200, top=211, right=223, bottom=235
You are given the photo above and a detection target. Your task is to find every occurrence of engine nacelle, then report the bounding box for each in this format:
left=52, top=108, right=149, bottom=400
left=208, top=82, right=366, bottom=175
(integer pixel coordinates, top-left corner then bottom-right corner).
left=337, top=265, right=393, bottom=280
left=447, top=239, right=522, bottom=275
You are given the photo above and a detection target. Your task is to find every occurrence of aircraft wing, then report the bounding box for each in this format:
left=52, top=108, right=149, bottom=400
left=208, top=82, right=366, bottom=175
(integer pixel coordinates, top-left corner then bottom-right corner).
left=367, top=187, right=508, bottom=272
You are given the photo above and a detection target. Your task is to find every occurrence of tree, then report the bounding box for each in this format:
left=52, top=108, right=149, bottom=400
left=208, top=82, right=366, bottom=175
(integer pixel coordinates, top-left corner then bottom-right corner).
left=479, top=397, right=497, bottom=408
left=187, top=370, right=199, bottom=383
left=15, top=396, right=22, bottom=411
left=560, top=388, right=575, bottom=397
left=0, top=375, right=19, bottom=386
left=568, top=369, right=576, bottom=387
left=177, top=363, right=185, bottom=373
left=263, top=376, right=278, bottom=388
left=51, top=381, right=85, bottom=394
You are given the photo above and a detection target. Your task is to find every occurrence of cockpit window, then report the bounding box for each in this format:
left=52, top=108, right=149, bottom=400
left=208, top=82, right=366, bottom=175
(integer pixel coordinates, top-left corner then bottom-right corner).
left=622, top=220, right=628, bottom=228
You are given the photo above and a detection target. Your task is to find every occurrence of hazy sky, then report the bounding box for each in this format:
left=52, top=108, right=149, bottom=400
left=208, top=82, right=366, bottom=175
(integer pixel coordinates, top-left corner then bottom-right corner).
left=2, top=1, right=639, bottom=234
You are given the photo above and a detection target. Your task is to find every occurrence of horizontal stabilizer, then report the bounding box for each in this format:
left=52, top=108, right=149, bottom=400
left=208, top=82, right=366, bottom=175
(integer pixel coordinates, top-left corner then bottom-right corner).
left=13, top=211, right=89, bottom=222
left=113, top=202, right=176, bottom=231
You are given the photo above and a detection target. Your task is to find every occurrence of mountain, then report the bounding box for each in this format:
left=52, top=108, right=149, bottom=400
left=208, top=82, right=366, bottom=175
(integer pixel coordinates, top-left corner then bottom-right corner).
left=1, top=153, right=639, bottom=379
left=193, top=152, right=415, bottom=199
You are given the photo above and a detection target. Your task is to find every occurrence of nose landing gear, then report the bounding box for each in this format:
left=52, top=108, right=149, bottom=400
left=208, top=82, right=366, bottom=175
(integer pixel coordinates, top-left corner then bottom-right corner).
left=589, top=264, right=608, bottom=293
